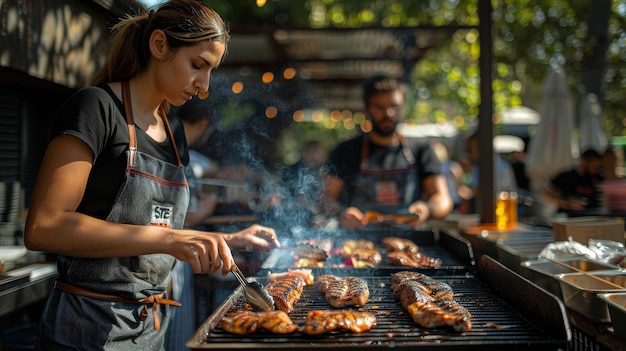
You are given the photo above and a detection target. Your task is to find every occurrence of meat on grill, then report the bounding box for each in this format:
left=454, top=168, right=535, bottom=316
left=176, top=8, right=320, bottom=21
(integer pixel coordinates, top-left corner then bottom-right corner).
left=317, top=275, right=370, bottom=308
left=220, top=310, right=298, bottom=335
left=387, top=250, right=442, bottom=269
left=390, top=271, right=453, bottom=300
left=301, top=310, right=377, bottom=335
left=265, top=275, right=305, bottom=313
left=382, top=236, right=420, bottom=254
left=268, top=268, right=314, bottom=286
left=341, top=239, right=382, bottom=265
left=391, top=271, right=472, bottom=332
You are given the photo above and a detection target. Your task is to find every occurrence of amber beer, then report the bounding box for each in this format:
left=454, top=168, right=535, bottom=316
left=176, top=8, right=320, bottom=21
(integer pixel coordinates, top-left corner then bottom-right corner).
left=496, top=191, right=518, bottom=230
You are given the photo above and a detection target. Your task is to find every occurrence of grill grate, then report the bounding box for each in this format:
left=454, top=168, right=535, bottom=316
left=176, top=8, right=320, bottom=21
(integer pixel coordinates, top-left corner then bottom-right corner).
left=189, top=270, right=568, bottom=350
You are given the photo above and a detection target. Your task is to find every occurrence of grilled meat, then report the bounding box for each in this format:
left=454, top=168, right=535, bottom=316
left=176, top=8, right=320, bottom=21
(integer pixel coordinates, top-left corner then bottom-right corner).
left=301, top=310, right=377, bottom=335
left=265, top=275, right=305, bottom=313
left=387, top=250, right=442, bottom=269
left=382, top=236, right=420, bottom=254
left=391, top=271, right=472, bottom=332
left=268, top=268, right=314, bottom=286
left=293, top=257, right=325, bottom=268
left=392, top=271, right=445, bottom=288
left=342, top=239, right=376, bottom=251
left=317, top=275, right=370, bottom=308
left=390, top=270, right=429, bottom=286
left=220, top=310, right=298, bottom=335
left=278, top=243, right=329, bottom=261
left=397, top=279, right=454, bottom=302
left=390, top=271, right=453, bottom=300
left=341, top=239, right=382, bottom=265
left=394, top=281, right=472, bottom=332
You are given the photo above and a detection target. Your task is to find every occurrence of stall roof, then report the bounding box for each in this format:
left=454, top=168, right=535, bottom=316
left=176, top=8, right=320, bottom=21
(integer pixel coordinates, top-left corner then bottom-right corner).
left=221, top=24, right=471, bottom=112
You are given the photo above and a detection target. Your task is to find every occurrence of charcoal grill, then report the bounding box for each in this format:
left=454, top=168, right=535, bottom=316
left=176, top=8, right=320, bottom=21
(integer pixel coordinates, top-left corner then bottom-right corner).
left=187, top=255, right=570, bottom=350
left=260, top=230, right=475, bottom=274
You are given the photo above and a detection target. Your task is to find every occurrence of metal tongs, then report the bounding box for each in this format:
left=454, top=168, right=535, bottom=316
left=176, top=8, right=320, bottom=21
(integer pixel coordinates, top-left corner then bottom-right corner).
left=364, top=210, right=421, bottom=225
left=230, top=264, right=275, bottom=311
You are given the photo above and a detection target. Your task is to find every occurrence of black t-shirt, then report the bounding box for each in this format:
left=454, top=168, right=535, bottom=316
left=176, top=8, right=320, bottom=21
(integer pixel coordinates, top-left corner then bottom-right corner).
left=324, top=134, right=441, bottom=207
left=50, top=84, right=189, bottom=220
left=548, top=168, right=603, bottom=211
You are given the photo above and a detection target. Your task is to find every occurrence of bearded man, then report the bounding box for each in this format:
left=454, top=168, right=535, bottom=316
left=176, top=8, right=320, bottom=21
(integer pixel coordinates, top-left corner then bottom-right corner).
left=322, top=75, right=453, bottom=229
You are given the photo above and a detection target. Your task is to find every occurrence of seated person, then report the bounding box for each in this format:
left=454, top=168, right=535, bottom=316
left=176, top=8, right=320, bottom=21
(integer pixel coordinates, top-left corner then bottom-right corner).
left=543, top=148, right=604, bottom=215
left=602, top=144, right=623, bottom=181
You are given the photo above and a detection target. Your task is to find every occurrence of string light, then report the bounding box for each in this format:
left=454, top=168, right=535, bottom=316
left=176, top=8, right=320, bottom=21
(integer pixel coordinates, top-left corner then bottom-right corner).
left=283, top=67, right=296, bottom=79
left=292, top=110, right=305, bottom=122
left=265, top=106, right=278, bottom=118
left=311, top=110, right=324, bottom=123
left=360, top=120, right=373, bottom=132
left=231, top=81, right=243, bottom=94
left=262, top=72, right=274, bottom=83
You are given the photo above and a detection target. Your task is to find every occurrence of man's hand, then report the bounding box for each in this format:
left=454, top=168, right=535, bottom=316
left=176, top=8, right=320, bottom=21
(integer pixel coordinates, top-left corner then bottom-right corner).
left=407, top=201, right=430, bottom=227
left=340, top=207, right=367, bottom=229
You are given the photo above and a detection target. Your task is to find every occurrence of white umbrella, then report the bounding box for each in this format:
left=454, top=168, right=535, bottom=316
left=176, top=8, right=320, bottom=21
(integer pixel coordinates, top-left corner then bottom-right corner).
left=526, top=66, right=576, bottom=216
left=578, top=93, right=608, bottom=154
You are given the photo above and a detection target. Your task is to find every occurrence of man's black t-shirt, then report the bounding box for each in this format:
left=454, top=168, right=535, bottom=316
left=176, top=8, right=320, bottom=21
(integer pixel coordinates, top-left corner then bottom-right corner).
left=325, top=134, right=441, bottom=207
left=50, top=84, right=189, bottom=220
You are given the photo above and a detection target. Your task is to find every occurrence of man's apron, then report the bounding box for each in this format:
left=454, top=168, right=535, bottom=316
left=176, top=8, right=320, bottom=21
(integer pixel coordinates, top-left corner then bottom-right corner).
left=38, top=82, right=189, bottom=350
left=349, top=134, right=419, bottom=214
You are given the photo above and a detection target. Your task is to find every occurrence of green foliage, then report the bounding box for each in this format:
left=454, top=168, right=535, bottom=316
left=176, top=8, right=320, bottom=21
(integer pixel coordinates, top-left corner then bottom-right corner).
left=287, top=0, right=626, bottom=138
left=203, top=0, right=626, bottom=159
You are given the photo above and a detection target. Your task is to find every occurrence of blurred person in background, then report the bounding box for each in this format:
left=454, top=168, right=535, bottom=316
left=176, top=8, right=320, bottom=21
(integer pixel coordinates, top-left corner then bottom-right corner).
left=543, top=148, right=604, bottom=216
left=466, top=130, right=518, bottom=213
left=322, top=75, right=453, bottom=229
left=432, top=140, right=467, bottom=213
left=602, top=144, right=623, bottom=181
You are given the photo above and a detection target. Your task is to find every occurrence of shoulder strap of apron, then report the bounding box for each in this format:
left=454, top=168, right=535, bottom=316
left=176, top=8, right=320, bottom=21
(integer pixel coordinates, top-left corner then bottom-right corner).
left=121, top=81, right=182, bottom=166
left=398, top=134, right=416, bottom=165
left=122, top=81, right=138, bottom=167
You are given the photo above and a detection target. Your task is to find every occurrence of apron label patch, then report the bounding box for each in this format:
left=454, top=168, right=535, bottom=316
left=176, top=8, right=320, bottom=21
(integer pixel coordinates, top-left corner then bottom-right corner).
left=375, top=180, right=400, bottom=205
left=151, top=203, right=173, bottom=228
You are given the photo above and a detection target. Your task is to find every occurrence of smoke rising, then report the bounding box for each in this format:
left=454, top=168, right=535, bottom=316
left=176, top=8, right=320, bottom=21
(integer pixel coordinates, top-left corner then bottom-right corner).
left=196, top=70, right=326, bottom=241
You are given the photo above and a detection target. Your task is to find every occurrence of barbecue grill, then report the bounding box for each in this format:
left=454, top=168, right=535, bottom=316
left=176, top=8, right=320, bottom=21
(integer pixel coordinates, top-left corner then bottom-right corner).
left=187, top=255, right=571, bottom=350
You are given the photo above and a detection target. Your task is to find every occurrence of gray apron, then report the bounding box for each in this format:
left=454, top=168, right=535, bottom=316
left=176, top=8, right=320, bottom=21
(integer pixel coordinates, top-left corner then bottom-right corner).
left=38, top=82, right=189, bottom=350
left=350, top=134, right=419, bottom=214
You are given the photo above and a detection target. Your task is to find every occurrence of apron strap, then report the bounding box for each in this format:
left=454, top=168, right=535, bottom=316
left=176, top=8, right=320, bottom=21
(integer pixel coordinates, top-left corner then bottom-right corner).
left=121, top=81, right=183, bottom=167
left=55, top=280, right=181, bottom=331
left=360, top=133, right=416, bottom=170
left=122, top=81, right=138, bottom=168
left=160, top=107, right=183, bottom=166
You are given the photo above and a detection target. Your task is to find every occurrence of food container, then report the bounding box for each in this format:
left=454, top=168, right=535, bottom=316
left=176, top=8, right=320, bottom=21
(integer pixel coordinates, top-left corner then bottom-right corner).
left=496, top=241, right=554, bottom=273
left=597, top=292, right=626, bottom=338
left=556, top=270, right=626, bottom=322
left=461, top=226, right=554, bottom=259
left=520, top=257, right=619, bottom=298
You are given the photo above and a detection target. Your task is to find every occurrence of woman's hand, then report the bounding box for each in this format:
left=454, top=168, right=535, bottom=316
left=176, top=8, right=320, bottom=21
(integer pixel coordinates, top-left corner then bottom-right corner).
left=170, top=230, right=234, bottom=276
left=225, top=224, right=280, bottom=252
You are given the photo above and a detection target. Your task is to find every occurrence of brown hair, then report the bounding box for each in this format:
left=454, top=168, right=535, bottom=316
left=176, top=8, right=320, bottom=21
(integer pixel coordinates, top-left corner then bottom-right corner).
left=91, top=0, right=230, bottom=109
left=362, top=74, right=404, bottom=106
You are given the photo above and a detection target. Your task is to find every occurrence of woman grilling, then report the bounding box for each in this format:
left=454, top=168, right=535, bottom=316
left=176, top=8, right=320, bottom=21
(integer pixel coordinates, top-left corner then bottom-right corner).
left=24, top=1, right=277, bottom=349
